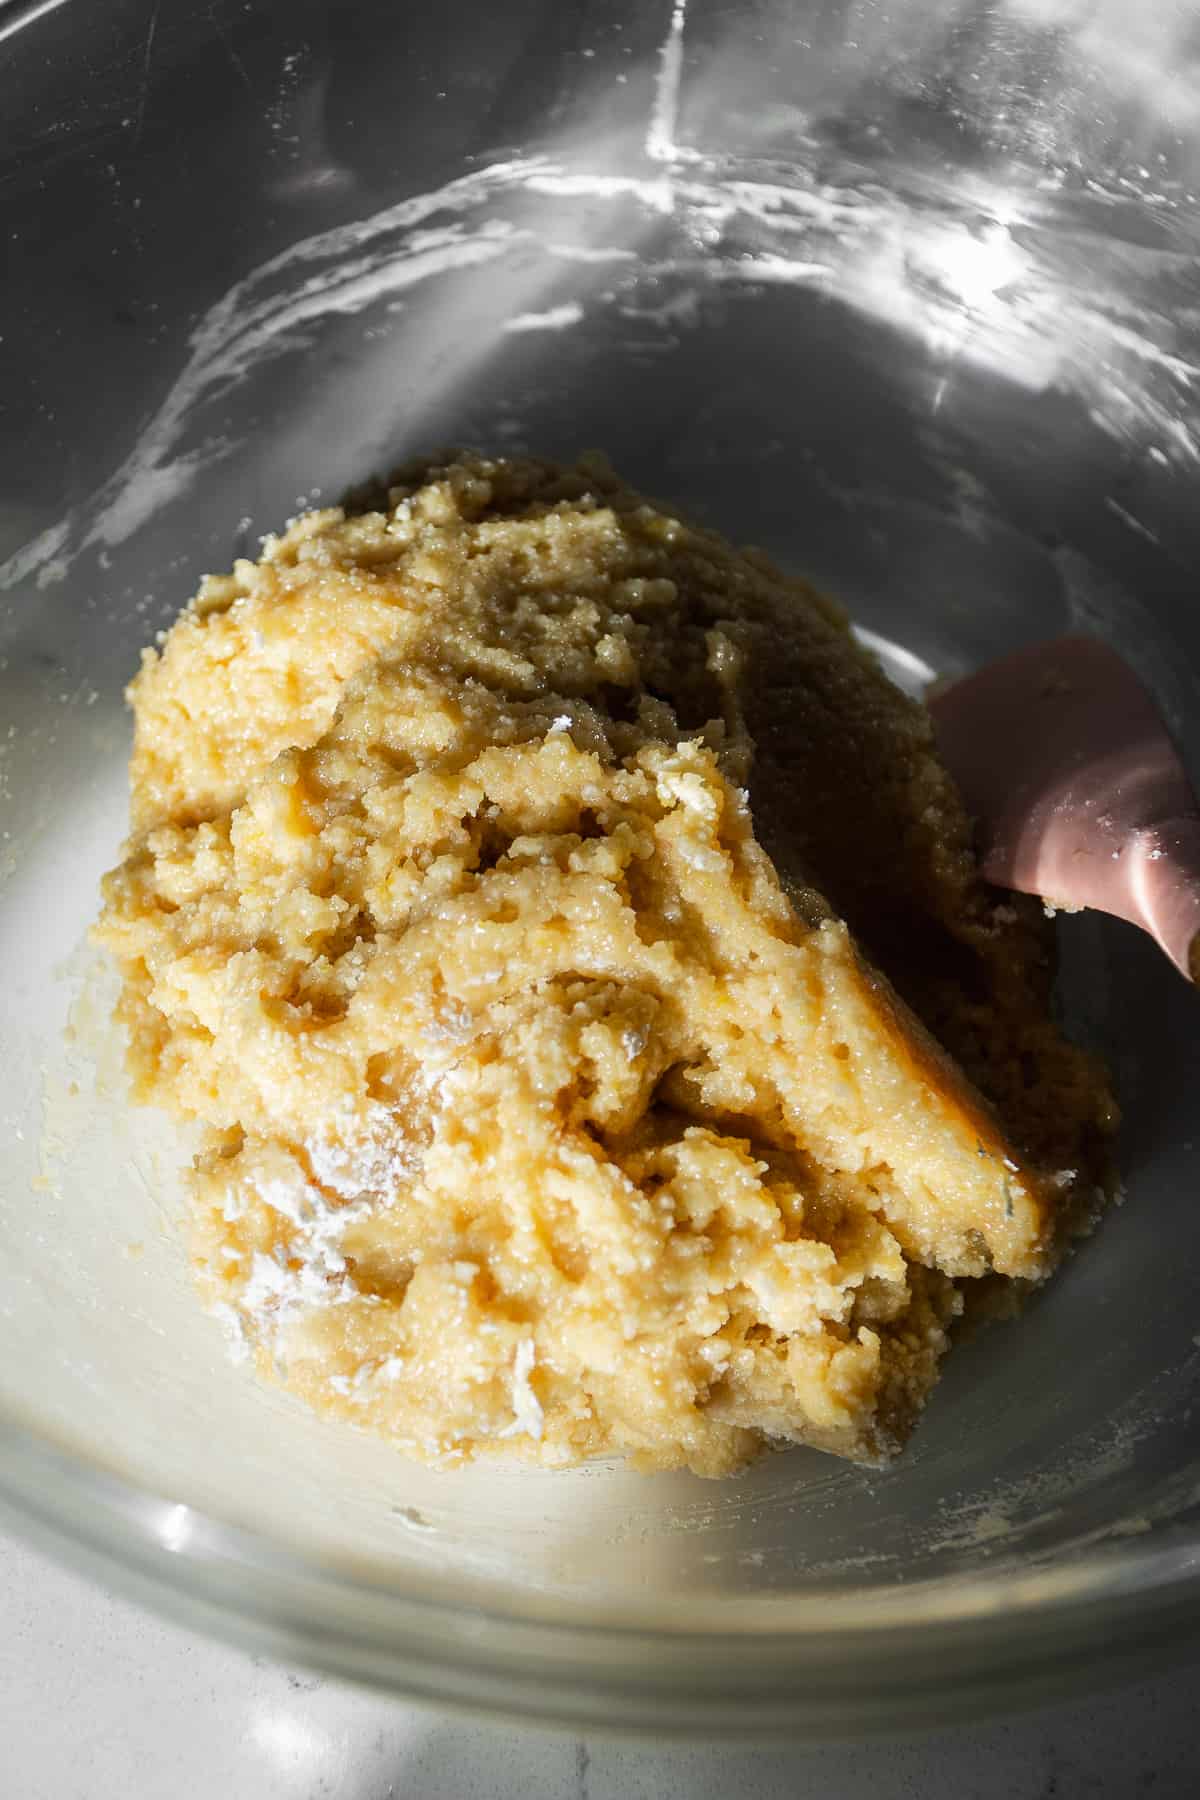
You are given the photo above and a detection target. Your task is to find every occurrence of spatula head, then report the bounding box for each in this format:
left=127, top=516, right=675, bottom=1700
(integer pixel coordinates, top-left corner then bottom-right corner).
left=929, top=635, right=1200, bottom=983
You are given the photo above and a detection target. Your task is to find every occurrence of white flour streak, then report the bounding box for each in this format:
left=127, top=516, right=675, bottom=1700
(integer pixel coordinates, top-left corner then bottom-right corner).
left=79, top=223, right=526, bottom=560
left=716, top=255, right=833, bottom=285
left=0, top=518, right=70, bottom=593
left=523, top=169, right=676, bottom=213
left=545, top=242, right=638, bottom=264
left=505, top=302, right=585, bottom=333
left=3, top=131, right=1195, bottom=597
left=0, top=157, right=550, bottom=590
left=646, top=0, right=694, bottom=165
left=1105, top=498, right=1161, bottom=545
left=88, top=449, right=225, bottom=553
left=499, top=1337, right=545, bottom=1441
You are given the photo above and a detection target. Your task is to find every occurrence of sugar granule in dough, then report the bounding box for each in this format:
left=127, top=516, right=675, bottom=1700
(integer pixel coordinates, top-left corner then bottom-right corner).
left=93, top=452, right=1115, bottom=1477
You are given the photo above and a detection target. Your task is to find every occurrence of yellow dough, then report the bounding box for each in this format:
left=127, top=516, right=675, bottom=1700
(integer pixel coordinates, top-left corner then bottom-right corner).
left=94, top=453, right=1114, bottom=1475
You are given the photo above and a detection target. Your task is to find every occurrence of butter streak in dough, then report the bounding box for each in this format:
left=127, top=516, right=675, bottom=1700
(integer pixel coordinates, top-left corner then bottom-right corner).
left=95, top=454, right=1113, bottom=1476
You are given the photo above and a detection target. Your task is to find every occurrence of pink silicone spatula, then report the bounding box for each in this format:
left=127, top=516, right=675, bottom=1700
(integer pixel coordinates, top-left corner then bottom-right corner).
left=929, top=635, right=1200, bottom=984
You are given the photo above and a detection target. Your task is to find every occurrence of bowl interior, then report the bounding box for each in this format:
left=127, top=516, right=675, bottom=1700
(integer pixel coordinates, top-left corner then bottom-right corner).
left=3, top=0, right=1200, bottom=1714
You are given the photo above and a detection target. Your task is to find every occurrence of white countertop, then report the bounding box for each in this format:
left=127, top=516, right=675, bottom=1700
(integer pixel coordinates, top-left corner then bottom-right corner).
left=2, top=1526, right=1198, bottom=1798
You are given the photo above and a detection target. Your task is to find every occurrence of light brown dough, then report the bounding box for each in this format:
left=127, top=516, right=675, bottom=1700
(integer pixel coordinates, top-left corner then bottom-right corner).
left=95, top=453, right=1114, bottom=1475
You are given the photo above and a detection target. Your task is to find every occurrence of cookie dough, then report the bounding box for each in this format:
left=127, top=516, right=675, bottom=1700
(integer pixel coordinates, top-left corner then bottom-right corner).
left=95, top=454, right=1114, bottom=1475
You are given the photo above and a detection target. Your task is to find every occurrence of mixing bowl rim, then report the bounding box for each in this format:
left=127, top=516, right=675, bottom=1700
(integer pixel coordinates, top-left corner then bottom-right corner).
left=4, top=1404, right=1200, bottom=1732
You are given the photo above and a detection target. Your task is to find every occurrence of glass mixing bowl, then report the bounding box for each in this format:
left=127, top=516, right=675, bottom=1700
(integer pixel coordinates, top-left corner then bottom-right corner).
left=3, top=0, right=1200, bottom=1737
